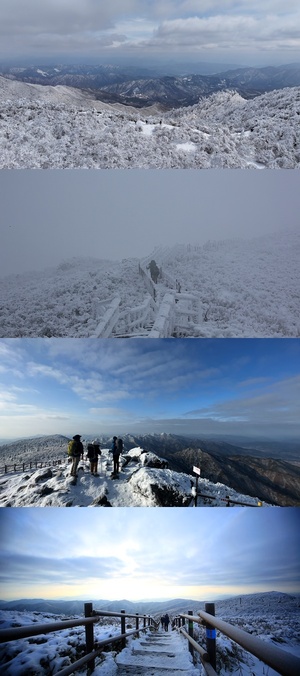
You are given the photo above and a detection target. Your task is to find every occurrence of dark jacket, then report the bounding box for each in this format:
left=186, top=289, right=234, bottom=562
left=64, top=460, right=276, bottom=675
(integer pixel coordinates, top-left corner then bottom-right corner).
left=71, top=440, right=83, bottom=457
left=87, top=444, right=101, bottom=461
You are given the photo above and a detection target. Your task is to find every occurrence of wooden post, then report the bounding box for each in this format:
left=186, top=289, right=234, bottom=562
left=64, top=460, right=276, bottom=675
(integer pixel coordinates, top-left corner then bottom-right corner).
left=143, top=615, right=146, bottom=628
left=84, top=603, right=95, bottom=674
left=121, top=610, right=126, bottom=649
left=188, top=610, right=194, bottom=658
left=136, top=613, right=139, bottom=631
left=205, top=602, right=216, bottom=670
left=195, top=475, right=199, bottom=506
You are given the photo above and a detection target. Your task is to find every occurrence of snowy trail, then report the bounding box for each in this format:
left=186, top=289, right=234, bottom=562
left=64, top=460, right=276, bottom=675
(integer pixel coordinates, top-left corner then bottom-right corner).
left=1, top=230, right=299, bottom=339
left=0, top=445, right=270, bottom=508
left=116, top=629, right=198, bottom=675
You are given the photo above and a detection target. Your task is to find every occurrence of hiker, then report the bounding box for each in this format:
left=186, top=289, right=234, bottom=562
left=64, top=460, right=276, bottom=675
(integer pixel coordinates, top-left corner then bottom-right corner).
left=68, top=435, right=84, bottom=477
left=111, top=436, right=122, bottom=475
left=161, top=616, right=165, bottom=630
left=86, top=439, right=101, bottom=475
left=164, top=613, right=170, bottom=632
left=147, top=259, right=160, bottom=284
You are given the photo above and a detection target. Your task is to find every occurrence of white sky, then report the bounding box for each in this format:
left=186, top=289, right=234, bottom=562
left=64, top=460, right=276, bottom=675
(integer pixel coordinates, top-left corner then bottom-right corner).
left=1, top=170, right=299, bottom=277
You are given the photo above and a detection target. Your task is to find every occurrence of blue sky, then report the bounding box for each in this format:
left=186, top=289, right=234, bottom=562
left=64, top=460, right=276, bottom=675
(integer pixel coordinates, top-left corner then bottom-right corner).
left=0, top=338, right=299, bottom=440
left=0, top=507, right=299, bottom=601
left=0, top=1, right=299, bottom=65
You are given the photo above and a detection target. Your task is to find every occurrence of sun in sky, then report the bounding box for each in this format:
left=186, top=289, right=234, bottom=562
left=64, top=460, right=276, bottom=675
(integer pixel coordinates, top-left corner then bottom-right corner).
left=1, top=508, right=299, bottom=601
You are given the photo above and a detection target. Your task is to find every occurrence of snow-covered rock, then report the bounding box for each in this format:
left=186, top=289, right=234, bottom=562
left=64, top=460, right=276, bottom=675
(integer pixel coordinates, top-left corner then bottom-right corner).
left=0, top=444, right=270, bottom=508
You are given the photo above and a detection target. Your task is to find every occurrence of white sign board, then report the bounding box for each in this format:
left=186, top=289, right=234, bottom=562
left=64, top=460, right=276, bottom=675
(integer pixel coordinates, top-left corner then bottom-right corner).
left=193, top=466, right=201, bottom=476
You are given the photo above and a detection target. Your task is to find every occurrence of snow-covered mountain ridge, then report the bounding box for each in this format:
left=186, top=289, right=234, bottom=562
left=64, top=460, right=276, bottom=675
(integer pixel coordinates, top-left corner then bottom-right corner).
left=1, top=591, right=298, bottom=618
left=0, top=76, right=299, bottom=167
left=1, top=433, right=298, bottom=506
left=2, top=62, right=300, bottom=107
left=0, top=442, right=269, bottom=508
left=1, top=230, right=299, bottom=338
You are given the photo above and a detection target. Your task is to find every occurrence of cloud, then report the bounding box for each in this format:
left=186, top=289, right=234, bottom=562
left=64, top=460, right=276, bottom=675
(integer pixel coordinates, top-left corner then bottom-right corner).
left=183, top=374, right=300, bottom=425
left=0, top=1, right=299, bottom=60
left=2, top=508, right=299, bottom=597
left=147, top=13, right=300, bottom=52
left=0, top=553, right=124, bottom=586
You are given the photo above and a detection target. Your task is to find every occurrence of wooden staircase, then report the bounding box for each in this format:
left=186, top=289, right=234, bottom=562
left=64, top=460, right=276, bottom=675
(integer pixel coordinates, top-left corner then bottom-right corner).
left=116, top=629, right=197, bottom=675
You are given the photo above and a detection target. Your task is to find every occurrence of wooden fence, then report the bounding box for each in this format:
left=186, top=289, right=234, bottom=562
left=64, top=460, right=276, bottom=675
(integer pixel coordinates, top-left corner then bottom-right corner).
left=0, top=602, right=157, bottom=676
left=175, top=603, right=300, bottom=676
left=0, top=458, right=64, bottom=475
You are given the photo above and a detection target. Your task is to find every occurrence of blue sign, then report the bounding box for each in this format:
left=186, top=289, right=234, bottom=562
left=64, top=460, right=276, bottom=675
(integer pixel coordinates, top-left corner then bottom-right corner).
left=206, top=629, right=216, bottom=639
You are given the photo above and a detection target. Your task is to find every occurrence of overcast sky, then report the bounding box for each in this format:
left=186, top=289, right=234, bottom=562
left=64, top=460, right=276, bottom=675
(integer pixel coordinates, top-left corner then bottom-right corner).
left=1, top=170, right=299, bottom=277
left=0, top=338, right=299, bottom=441
left=0, top=507, right=299, bottom=601
left=0, top=1, right=299, bottom=66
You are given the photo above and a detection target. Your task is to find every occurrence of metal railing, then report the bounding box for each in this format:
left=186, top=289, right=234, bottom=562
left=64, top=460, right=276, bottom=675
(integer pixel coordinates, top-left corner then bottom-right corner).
left=0, top=602, right=157, bottom=676
left=174, top=603, right=300, bottom=676
left=193, top=490, right=263, bottom=507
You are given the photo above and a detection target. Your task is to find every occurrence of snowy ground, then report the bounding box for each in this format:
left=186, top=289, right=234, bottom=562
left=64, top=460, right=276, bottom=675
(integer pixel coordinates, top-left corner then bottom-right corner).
left=0, top=80, right=299, bottom=168
left=1, top=593, right=299, bottom=675
left=1, top=229, right=299, bottom=338
left=0, top=446, right=268, bottom=508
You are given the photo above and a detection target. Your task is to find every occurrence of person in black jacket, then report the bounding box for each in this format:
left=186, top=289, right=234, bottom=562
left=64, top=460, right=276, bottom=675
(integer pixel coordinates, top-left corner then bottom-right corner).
left=164, top=613, right=170, bottom=632
left=86, top=439, right=101, bottom=475
left=111, top=436, right=123, bottom=476
left=70, top=435, right=84, bottom=477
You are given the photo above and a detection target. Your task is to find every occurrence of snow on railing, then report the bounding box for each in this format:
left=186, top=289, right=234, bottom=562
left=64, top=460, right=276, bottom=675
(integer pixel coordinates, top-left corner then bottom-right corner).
left=116, top=295, right=157, bottom=335
left=90, top=259, right=202, bottom=338
left=91, top=293, right=157, bottom=337
left=175, top=605, right=300, bottom=676
left=138, top=263, right=157, bottom=299
left=92, top=294, right=119, bottom=320
left=91, top=296, right=121, bottom=337
left=148, top=293, right=175, bottom=338
left=0, top=602, right=157, bottom=676
left=173, top=292, right=202, bottom=336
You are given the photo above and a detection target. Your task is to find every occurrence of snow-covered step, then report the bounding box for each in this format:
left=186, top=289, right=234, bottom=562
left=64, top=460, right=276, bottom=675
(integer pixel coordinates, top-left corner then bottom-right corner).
left=117, top=667, right=191, bottom=675
left=116, top=629, right=198, bottom=675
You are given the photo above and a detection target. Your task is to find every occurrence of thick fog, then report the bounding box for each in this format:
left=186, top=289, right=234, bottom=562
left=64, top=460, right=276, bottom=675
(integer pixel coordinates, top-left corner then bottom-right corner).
left=1, top=170, right=299, bottom=277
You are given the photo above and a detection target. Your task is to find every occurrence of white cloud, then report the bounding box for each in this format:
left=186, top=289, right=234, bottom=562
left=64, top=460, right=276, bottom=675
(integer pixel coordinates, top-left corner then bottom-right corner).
left=0, top=1, right=299, bottom=60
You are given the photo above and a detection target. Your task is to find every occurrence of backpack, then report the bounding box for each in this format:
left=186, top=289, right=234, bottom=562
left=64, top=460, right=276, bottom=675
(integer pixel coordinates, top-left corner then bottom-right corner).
left=87, top=444, right=95, bottom=459
left=117, top=438, right=123, bottom=453
left=68, top=439, right=82, bottom=457
left=68, top=440, right=75, bottom=456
